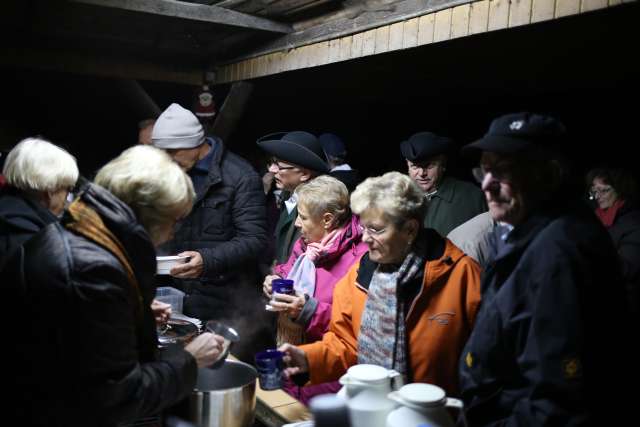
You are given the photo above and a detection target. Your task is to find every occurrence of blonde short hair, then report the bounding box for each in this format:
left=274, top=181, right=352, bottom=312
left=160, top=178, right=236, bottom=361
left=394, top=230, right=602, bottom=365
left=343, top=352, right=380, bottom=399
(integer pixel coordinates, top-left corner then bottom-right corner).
left=94, top=145, right=195, bottom=242
left=351, top=171, right=425, bottom=224
left=294, top=175, right=350, bottom=227
left=3, top=137, right=78, bottom=193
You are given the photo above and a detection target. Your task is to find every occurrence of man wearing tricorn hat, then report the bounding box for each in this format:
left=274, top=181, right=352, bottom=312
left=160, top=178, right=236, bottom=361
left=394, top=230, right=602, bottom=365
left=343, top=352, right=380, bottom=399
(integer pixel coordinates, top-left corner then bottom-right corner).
left=257, top=131, right=330, bottom=264
left=401, top=131, right=486, bottom=236
left=152, top=103, right=267, bottom=322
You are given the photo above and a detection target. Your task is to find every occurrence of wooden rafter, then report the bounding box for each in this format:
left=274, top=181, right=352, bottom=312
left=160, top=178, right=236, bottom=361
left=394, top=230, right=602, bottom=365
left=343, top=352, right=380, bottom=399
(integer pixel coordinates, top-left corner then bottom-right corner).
left=70, top=0, right=294, bottom=33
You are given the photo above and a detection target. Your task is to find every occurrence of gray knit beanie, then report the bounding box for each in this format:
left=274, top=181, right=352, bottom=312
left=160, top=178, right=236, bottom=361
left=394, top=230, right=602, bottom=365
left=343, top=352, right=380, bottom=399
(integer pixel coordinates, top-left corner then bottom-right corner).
left=152, top=103, right=205, bottom=149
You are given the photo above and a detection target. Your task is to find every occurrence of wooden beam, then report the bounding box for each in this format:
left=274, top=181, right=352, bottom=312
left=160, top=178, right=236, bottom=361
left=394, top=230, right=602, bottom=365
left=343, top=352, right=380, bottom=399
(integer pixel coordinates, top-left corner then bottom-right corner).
left=0, top=46, right=201, bottom=85
left=70, top=0, right=293, bottom=33
left=230, top=0, right=473, bottom=61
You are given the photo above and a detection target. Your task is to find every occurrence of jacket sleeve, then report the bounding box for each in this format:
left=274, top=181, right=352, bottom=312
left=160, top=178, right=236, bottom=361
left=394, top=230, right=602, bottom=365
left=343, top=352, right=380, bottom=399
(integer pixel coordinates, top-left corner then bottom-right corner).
left=493, top=257, right=591, bottom=425
left=304, top=299, right=332, bottom=342
left=301, top=264, right=360, bottom=384
left=63, top=259, right=198, bottom=424
left=199, top=172, right=268, bottom=278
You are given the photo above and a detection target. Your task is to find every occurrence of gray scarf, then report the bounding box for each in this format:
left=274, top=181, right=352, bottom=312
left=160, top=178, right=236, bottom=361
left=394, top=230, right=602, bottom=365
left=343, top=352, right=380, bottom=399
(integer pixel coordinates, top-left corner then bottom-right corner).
left=357, top=248, right=425, bottom=380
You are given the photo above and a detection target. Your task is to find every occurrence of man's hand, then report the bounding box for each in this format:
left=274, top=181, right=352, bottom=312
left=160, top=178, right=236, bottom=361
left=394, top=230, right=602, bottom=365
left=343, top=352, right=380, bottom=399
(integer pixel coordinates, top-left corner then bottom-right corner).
left=170, top=251, right=204, bottom=278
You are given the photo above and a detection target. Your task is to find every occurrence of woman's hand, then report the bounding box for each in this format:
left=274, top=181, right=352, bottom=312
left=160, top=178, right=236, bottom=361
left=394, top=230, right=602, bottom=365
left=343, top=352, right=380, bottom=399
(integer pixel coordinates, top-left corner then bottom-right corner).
left=262, top=274, right=280, bottom=298
left=269, top=291, right=306, bottom=318
left=151, top=299, right=172, bottom=325
left=278, top=343, right=310, bottom=377
left=185, top=332, right=225, bottom=368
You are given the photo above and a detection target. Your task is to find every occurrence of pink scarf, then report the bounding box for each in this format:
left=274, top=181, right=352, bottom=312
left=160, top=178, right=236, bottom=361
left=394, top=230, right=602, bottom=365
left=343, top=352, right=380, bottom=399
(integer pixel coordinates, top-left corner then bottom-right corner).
left=595, top=199, right=625, bottom=228
left=304, top=229, right=341, bottom=262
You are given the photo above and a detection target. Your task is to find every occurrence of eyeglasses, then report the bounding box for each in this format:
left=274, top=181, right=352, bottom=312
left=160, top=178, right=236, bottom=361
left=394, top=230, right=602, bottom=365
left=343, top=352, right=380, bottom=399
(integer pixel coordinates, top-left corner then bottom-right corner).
left=589, top=186, right=613, bottom=199
left=269, top=158, right=297, bottom=172
left=471, top=166, right=512, bottom=185
left=359, top=224, right=387, bottom=236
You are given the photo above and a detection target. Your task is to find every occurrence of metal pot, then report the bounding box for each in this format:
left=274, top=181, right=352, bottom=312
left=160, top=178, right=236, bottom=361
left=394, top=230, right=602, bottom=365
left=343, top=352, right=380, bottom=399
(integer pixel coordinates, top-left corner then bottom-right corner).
left=187, top=360, right=257, bottom=427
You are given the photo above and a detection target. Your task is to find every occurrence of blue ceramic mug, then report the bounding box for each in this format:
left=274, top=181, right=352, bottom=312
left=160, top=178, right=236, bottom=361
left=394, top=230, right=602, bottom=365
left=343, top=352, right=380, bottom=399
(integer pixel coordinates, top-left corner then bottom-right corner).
left=255, top=349, right=285, bottom=390
left=271, top=278, right=294, bottom=295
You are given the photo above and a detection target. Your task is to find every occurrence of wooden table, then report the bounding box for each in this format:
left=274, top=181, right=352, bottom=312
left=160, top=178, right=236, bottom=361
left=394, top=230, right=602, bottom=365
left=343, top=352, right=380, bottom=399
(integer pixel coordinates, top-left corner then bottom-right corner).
left=255, top=385, right=311, bottom=427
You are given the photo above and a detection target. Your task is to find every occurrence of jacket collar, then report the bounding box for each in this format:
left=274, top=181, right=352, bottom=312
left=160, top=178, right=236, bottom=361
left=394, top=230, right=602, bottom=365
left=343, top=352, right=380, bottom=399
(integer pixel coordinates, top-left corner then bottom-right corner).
left=430, top=176, right=455, bottom=203
left=194, top=136, right=225, bottom=203
left=0, top=186, right=58, bottom=228
left=69, top=182, right=156, bottom=298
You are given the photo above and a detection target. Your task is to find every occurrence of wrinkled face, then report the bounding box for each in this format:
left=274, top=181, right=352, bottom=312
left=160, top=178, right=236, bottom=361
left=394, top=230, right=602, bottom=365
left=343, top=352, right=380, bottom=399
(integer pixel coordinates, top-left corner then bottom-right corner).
left=294, top=201, right=329, bottom=244
left=479, top=152, right=528, bottom=226
left=268, top=158, right=309, bottom=192
left=407, top=155, right=446, bottom=193
left=359, top=208, right=417, bottom=265
left=166, top=146, right=203, bottom=172
left=590, top=177, right=618, bottom=210
left=47, top=188, right=70, bottom=216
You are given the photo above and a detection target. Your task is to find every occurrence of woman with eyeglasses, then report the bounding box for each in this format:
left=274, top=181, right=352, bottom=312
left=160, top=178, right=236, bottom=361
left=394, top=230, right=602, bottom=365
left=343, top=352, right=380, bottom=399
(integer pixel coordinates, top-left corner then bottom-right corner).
left=587, top=167, right=640, bottom=317
left=278, top=172, right=481, bottom=396
left=263, top=175, right=368, bottom=404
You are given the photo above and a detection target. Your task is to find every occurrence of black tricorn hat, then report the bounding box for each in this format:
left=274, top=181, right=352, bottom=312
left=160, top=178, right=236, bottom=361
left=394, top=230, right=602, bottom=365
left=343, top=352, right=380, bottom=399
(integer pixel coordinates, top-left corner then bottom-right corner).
left=257, top=131, right=330, bottom=174
left=400, top=132, right=455, bottom=162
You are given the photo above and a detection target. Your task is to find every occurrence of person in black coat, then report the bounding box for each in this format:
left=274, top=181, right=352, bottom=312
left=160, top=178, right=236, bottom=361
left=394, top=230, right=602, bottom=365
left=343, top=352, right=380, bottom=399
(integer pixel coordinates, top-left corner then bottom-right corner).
left=0, top=137, right=78, bottom=267
left=151, top=103, right=268, bottom=322
left=458, top=113, right=633, bottom=426
left=4, top=146, right=224, bottom=427
left=587, top=167, right=640, bottom=319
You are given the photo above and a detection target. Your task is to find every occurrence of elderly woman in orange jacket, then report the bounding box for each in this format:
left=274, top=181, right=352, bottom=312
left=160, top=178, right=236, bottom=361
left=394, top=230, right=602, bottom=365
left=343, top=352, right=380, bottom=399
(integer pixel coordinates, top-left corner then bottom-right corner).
left=280, top=172, right=482, bottom=395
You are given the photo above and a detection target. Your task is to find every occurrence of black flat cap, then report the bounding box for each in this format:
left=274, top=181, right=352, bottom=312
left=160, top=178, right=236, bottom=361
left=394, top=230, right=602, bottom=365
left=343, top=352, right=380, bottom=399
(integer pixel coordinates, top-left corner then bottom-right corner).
left=400, top=132, right=455, bottom=162
left=462, top=112, right=567, bottom=157
left=257, top=131, right=330, bottom=174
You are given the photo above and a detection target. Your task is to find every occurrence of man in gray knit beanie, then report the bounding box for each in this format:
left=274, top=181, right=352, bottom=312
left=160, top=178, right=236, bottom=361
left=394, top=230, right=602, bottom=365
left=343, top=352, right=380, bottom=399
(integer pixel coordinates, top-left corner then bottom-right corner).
left=152, top=103, right=269, bottom=358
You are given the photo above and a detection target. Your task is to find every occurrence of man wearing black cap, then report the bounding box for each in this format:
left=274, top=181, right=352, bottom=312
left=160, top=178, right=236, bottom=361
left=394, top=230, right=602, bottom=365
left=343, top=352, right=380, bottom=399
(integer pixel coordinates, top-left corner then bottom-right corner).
left=257, top=131, right=330, bottom=264
left=458, top=112, right=632, bottom=425
left=400, top=131, right=486, bottom=236
left=319, top=133, right=361, bottom=192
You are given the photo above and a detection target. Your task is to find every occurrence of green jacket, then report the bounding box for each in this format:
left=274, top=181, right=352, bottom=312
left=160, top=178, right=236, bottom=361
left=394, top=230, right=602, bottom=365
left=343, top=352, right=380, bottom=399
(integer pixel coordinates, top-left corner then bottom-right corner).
left=424, top=176, right=487, bottom=237
left=274, top=206, right=301, bottom=265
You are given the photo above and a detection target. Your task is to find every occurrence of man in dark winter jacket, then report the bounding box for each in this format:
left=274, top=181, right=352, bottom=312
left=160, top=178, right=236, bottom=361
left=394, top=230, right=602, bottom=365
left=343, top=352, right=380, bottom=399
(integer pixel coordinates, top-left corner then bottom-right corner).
left=458, top=113, right=634, bottom=426
left=152, top=103, right=268, bottom=322
left=0, top=137, right=78, bottom=267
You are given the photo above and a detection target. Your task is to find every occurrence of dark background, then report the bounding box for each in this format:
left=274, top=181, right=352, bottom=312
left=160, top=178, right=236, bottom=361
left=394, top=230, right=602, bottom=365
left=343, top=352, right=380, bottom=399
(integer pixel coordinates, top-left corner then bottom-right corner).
left=1, top=4, right=638, bottom=195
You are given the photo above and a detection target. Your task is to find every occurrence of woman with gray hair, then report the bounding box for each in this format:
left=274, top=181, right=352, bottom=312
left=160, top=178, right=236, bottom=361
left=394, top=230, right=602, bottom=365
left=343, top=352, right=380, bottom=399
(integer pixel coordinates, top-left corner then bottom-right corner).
left=4, top=145, right=225, bottom=427
left=279, top=171, right=482, bottom=396
left=0, top=137, right=79, bottom=266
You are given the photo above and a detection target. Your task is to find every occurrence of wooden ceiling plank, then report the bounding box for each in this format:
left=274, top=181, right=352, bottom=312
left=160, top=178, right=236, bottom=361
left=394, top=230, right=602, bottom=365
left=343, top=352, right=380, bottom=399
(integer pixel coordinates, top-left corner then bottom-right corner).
left=70, top=0, right=293, bottom=33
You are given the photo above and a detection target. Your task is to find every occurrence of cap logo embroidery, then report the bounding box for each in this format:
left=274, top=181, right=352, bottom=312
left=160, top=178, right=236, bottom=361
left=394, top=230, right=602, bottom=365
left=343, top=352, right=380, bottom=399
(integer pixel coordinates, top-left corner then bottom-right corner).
left=509, top=120, right=524, bottom=130
left=428, top=311, right=455, bottom=325
left=562, top=357, right=583, bottom=379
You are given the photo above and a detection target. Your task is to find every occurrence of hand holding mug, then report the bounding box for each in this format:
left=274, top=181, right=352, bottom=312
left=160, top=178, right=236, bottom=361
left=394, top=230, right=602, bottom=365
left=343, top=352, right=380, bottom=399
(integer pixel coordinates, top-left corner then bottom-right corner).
left=278, top=343, right=309, bottom=378
left=262, top=274, right=281, bottom=299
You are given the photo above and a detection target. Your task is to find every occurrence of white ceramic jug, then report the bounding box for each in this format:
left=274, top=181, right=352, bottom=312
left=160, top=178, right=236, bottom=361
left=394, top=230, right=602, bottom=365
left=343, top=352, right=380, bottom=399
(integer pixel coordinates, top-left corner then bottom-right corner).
left=337, top=364, right=402, bottom=427
left=386, top=383, right=466, bottom=427
left=337, top=364, right=403, bottom=399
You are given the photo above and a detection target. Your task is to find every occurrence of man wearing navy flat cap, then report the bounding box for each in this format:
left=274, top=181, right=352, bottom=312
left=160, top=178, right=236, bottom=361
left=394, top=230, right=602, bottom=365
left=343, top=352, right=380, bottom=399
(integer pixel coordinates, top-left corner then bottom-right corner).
left=152, top=103, right=267, bottom=324
left=400, top=131, right=486, bottom=236
left=458, top=112, right=632, bottom=426
left=257, top=131, right=329, bottom=264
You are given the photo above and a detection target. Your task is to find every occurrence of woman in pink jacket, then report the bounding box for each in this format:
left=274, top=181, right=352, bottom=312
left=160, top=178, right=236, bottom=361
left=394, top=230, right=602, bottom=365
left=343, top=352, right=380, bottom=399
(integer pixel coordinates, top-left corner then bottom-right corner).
left=263, top=175, right=368, bottom=403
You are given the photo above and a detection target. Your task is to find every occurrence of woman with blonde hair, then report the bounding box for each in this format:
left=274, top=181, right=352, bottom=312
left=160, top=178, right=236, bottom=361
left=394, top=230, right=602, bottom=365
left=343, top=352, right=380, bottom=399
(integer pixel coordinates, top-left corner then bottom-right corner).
left=4, top=145, right=225, bottom=427
left=279, top=172, right=481, bottom=396
left=263, top=175, right=368, bottom=403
